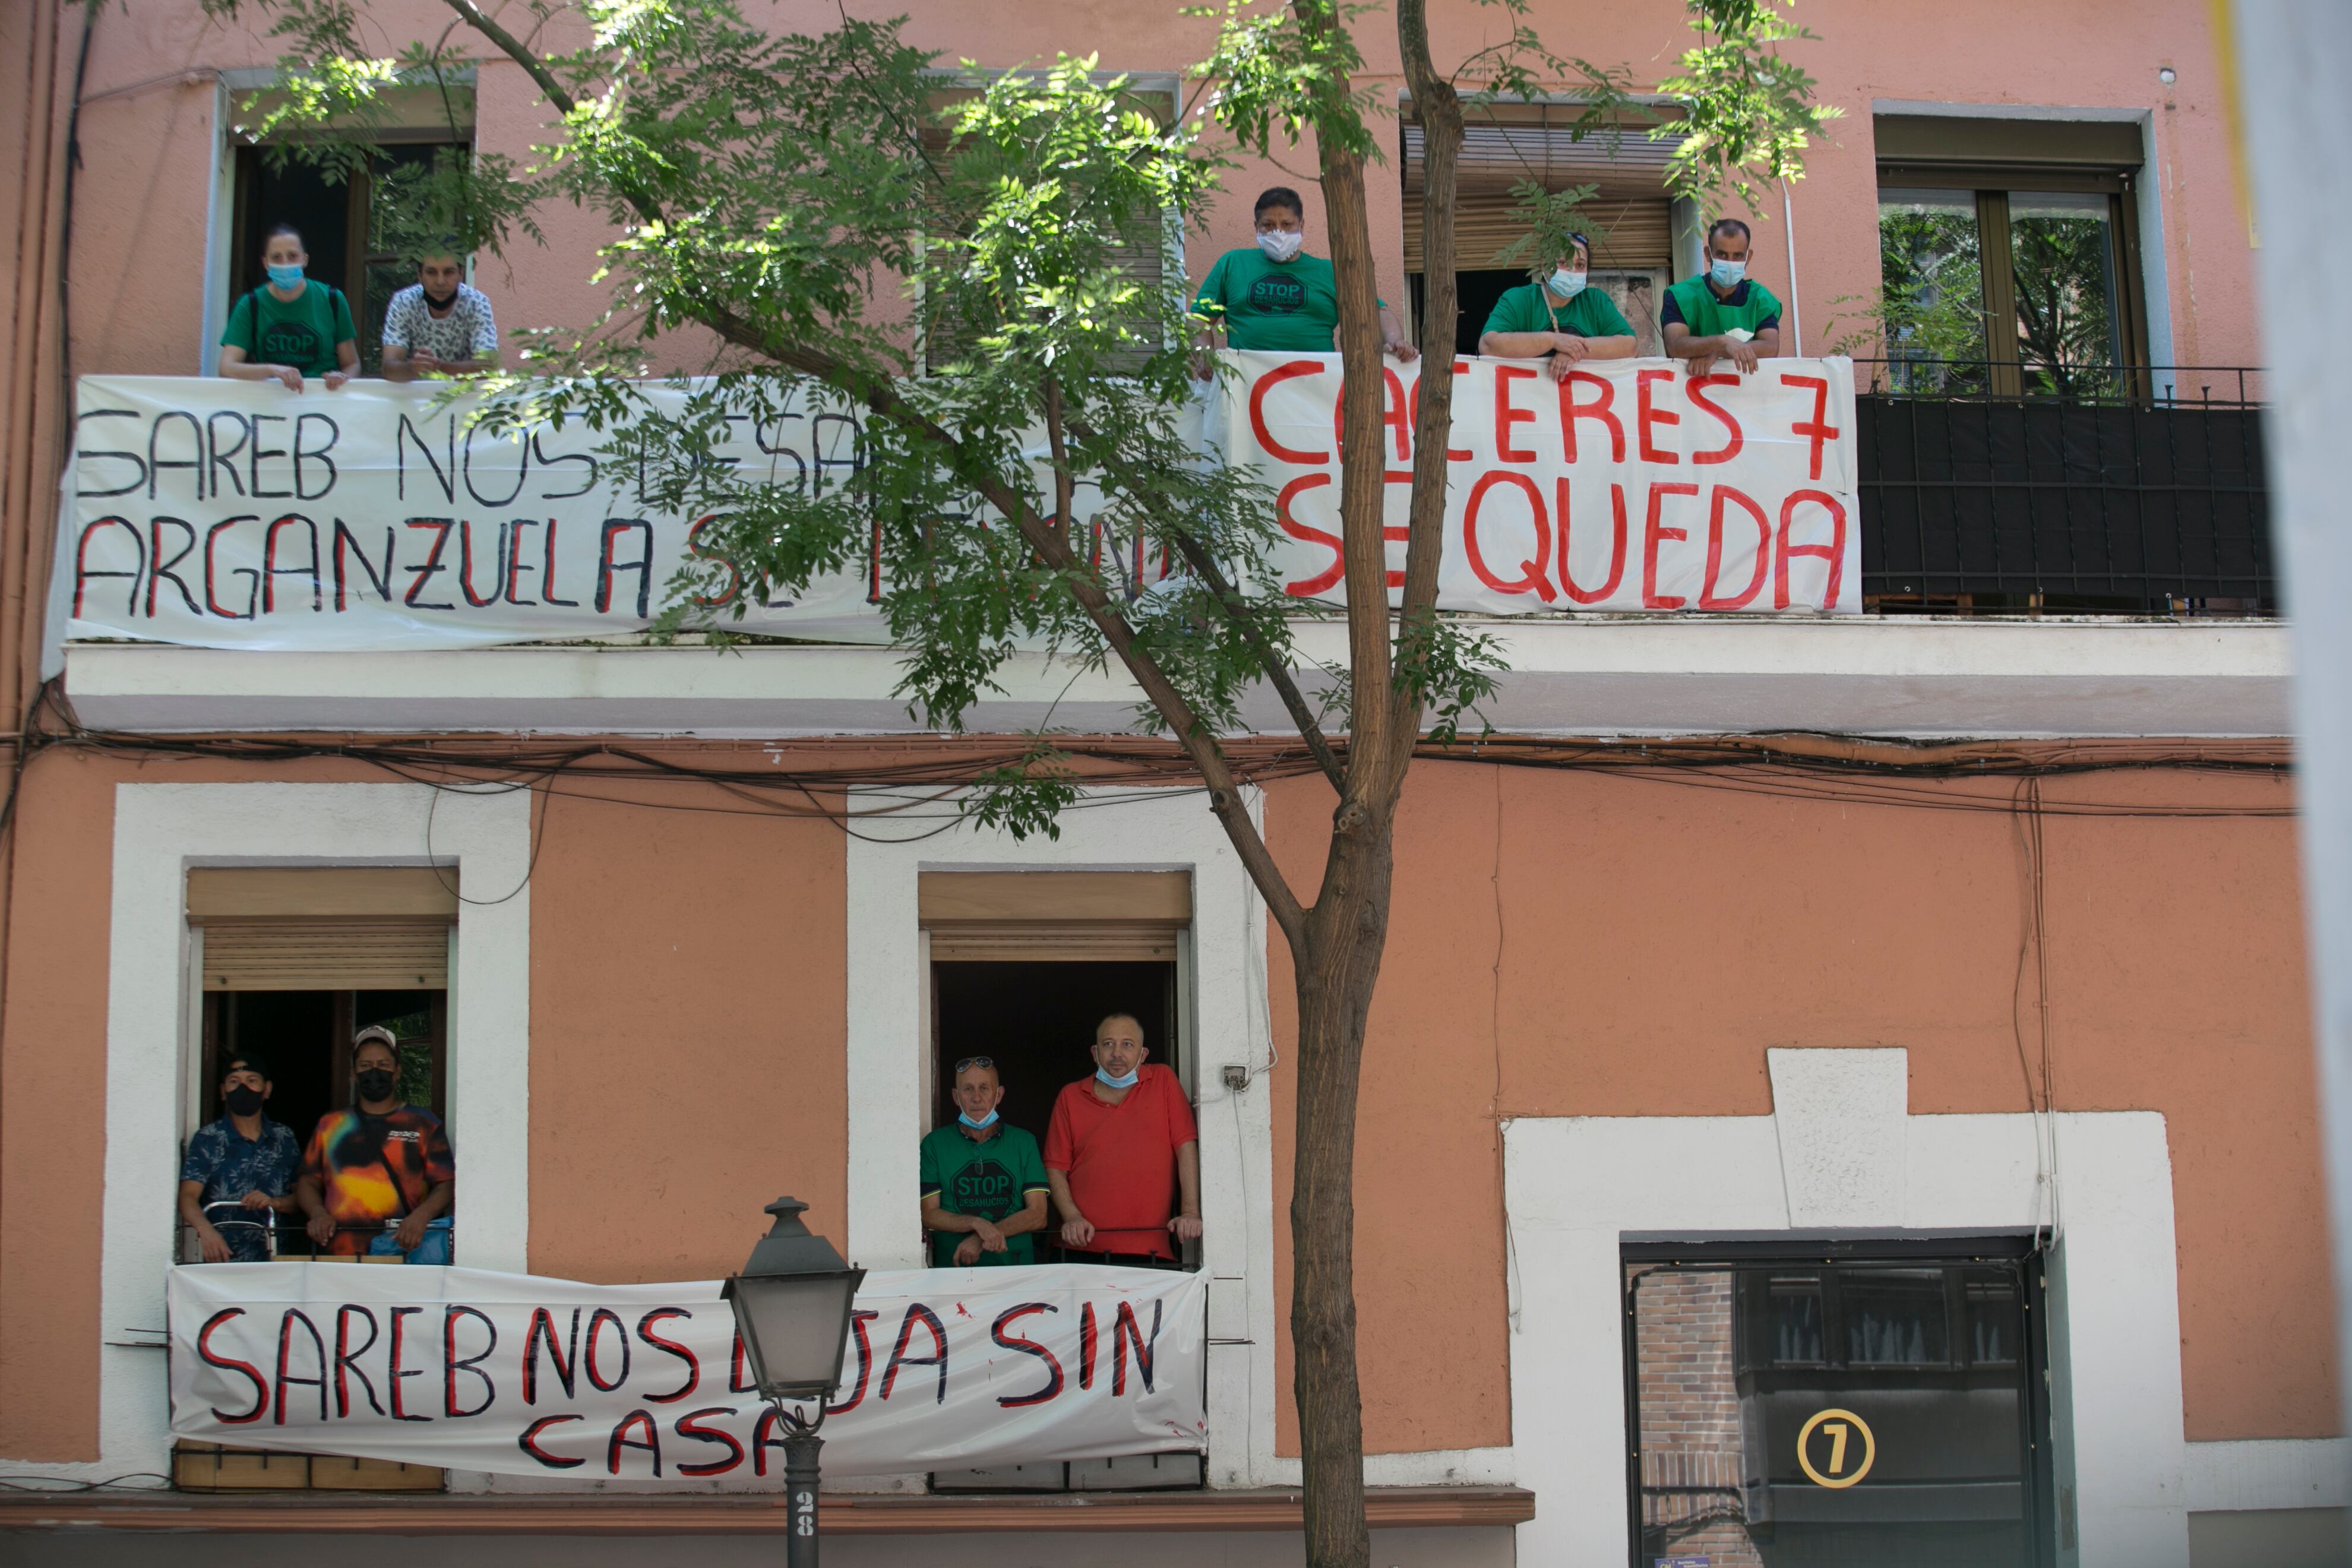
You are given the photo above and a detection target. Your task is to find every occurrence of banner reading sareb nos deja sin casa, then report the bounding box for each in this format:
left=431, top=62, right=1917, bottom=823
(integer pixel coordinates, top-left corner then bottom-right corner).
left=169, top=1262, right=1206, bottom=1479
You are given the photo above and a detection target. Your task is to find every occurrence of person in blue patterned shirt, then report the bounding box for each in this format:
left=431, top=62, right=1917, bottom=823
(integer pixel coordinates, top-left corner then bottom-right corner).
left=177, top=1052, right=301, bottom=1262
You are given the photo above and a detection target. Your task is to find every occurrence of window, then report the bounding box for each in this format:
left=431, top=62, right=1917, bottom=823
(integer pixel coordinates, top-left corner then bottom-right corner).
left=918, top=870, right=1205, bottom=1495
left=184, top=866, right=459, bottom=1262
left=178, top=866, right=459, bottom=1496
left=1874, top=115, right=2149, bottom=397
left=1626, top=1244, right=2053, bottom=1568
left=919, top=79, right=1179, bottom=375
left=1403, top=103, right=1693, bottom=356
left=228, top=84, right=477, bottom=374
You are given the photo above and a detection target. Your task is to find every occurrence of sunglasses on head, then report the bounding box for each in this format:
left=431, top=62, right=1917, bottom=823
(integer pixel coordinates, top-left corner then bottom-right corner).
left=953, top=1056, right=995, bottom=1074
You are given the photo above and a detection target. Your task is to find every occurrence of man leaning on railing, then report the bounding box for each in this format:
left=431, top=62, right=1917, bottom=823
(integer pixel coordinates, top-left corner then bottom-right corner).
left=1664, top=217, right=1785, bottom=377
left=177, top=1051, right=301, bottom=1263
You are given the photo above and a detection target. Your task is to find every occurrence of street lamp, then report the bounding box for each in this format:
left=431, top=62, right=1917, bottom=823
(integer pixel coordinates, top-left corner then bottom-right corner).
left=722, top=1196, right=865, bottom=1567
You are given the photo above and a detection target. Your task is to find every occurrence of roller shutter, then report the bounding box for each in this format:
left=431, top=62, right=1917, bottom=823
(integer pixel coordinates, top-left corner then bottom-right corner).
left=1404, top=112, right=1684, bottom=273
left=920, top=871, right=1190, bottom=962
left=188, top=868, right=457, bottom=991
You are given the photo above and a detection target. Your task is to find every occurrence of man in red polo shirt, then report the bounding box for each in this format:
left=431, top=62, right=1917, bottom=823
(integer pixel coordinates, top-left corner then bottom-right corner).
left=1044, top=1012, right=1201, bottom=1267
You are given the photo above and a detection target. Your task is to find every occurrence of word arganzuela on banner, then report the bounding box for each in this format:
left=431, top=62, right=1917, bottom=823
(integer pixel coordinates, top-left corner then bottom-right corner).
left=169, top=1263, right=1210, bottom=1480
left=63, top=353, right=1860, bottom=653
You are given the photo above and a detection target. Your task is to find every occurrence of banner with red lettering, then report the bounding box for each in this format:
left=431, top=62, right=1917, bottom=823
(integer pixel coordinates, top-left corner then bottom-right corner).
left=1222, top=350, right=1858, bottom=614
left=64, top=355, right=1856, bottom=652
left=167, top=1263, right=1207, bottom=1480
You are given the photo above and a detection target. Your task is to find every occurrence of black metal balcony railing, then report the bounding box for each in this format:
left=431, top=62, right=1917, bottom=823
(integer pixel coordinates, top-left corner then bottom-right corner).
left=1854, top=360, right=2272, bottom=616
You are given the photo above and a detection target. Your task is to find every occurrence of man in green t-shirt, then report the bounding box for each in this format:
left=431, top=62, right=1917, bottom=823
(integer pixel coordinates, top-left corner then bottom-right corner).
left=1191, top=186, right=1418, bottom=370
left=218, top=222, right=359, bottom=393
left=919, top=1056, right=1050, bottom=1267
left=1664, top=217, right=1784, bottom=377
left=1478, top=233, right=1637, bottom=382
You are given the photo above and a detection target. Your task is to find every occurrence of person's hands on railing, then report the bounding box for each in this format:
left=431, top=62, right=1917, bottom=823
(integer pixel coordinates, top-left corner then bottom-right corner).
left=1060, top=1214, right=1096, bottom=1248
left=195, top=1222, right=233, bottom=1263
left=306, top=1212, right=338, bottom=1247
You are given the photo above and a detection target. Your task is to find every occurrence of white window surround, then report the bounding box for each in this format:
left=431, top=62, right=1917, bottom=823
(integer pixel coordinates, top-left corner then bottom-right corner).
left=845, top=785, right=1289, bottom=1490
left=1505, top=1046, right=2191, bottom=1568
left=1, top=782, right=532, bottom=1485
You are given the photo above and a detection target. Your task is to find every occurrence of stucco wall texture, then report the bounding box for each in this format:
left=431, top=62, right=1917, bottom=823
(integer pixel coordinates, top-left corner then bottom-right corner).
left=0, top=747, right=2319, bottom=1463
left=1262, top=758, right=2328, bottom=1455
left=51, top=0, right=2253, bottom=379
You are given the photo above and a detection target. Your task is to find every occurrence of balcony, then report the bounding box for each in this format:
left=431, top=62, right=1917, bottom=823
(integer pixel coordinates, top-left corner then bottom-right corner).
left=1855, top=361, right=2271, bottom=616
left=58, top=365, right=2285, bottom=740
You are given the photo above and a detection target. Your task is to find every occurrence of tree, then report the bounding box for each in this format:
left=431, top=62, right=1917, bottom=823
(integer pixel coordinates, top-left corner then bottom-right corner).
left=214, top=1, right=1828, bottom=1561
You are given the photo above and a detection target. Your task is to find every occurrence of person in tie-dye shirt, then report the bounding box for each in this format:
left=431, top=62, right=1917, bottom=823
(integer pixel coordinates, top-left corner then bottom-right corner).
left=296, top=1026, right=454, bottom=1258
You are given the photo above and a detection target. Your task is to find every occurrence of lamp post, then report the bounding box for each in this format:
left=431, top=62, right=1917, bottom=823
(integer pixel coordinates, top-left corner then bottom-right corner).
left=722, top=1196, right=865, bottom=1568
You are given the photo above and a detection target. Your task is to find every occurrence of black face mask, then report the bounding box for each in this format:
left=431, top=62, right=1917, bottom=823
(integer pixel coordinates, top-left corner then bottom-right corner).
left=422, top=286, right=458, bottom=310
left=355, top=1067, right=399, bottom=1104
left=224, top=1084, right=265, bottom=1117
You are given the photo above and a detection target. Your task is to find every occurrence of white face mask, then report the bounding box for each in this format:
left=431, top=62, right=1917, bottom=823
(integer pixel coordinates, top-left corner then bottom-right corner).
left=1550, top=268, right=1587, bottom=298
left=1256, top=229, right=1305, bottom=263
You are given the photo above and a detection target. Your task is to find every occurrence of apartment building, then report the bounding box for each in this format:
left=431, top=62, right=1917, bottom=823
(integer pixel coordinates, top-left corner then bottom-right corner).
left=0, top=2, right=2325, bottom=1564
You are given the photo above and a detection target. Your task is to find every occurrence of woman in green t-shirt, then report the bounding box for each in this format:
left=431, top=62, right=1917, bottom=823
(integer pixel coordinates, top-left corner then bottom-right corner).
left=1477, top=234, right=1637, bottom=382
left=1191, top=186, right=1419, bottom=373
left=218, top=223, right=359, bottom=393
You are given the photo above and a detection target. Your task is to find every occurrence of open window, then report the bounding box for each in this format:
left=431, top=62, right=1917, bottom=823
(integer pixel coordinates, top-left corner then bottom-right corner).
left=185, top=867, right=456, bottom=1262
left=176, top=867, right=457, bottom=1496
left=1403, top=102, right=1694, bottom=357
left=919, top=870, right=1203, bottom=1494
left=227, top=84, right=477, bottom=374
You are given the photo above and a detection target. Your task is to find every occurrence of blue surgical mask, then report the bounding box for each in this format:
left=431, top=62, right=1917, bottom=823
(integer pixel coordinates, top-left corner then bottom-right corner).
left=265, top=264, right=306, bottom=290
left=957, top=1109, right=999, bottom=1130
left=1708, top=257, right=1746, bottom=289
left=1550, top=268, right=1586, bottom=298
left=1096, top=1067, right=1140, bottom=1090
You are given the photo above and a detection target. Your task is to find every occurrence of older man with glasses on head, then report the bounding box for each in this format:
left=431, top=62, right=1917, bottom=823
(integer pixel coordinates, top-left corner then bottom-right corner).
left=919, top=1055, right=1052, bottom=1269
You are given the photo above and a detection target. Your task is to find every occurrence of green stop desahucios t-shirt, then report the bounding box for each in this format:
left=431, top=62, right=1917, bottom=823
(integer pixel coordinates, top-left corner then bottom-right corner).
left=1193, top=248, right=1383, bottom=353
left=919, top=1121, right=1049, bottom=1267
left=221, top=280, right=357, bottom=378
left=1481, top=280, right=1635, bottom=343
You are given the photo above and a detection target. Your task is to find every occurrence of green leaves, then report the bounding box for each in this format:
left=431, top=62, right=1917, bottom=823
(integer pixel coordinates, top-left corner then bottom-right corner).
left=1190, top=0, right=1382, bottom=162
left=1659, top=0, right=1842, bottom=210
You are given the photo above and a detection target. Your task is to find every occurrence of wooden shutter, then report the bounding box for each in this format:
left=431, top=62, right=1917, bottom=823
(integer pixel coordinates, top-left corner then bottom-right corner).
left=188, top=868, right=457, bottom=991
left=1404, top=112, right=1682, bottom=273
left=919, top=871, right=1189, bottom=962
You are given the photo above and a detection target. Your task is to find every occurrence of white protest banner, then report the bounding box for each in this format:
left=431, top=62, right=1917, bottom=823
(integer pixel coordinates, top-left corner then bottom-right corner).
left=169, top=1263, right=1206, bottom=1480
left=1221, top=350, right=1860, bottom=614
left=67, top=375, right=901, bottom=651
left=64, top=354, right=1857, bottom=652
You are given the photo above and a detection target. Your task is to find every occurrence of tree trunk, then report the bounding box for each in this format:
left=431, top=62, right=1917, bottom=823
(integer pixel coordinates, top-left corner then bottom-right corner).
left=1290, top=814, right=1398, bottom=1568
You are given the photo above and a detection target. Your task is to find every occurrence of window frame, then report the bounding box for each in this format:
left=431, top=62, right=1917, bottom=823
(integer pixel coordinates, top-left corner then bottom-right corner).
left=1876, top=160, right=2151, bottom=398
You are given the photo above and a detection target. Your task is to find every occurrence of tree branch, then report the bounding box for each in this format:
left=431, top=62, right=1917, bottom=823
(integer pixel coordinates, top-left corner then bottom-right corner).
left=1389, top=0, right=1464, bottom=794
left=440, top=0, right=577, bottom=117
left=435, top=0, right=1311, bottom=946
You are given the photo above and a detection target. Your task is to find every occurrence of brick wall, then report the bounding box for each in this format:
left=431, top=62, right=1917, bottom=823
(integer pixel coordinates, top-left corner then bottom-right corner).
left=1631, top=1267, right=1764, bottom=1568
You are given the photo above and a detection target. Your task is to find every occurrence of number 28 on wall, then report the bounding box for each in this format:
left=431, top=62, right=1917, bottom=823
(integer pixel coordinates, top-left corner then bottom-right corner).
left=1796, top=1408, right=1876, bottom=1488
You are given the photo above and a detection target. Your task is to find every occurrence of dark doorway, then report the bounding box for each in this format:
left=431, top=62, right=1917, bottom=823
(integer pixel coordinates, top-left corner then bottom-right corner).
left=930, top=960, right=1178, bottom=1153
left=196, top=988, right=448, bottom=1257
left=229, top=143, right=469, bottom=372
left=1408, top=268, right=1534, bottom=358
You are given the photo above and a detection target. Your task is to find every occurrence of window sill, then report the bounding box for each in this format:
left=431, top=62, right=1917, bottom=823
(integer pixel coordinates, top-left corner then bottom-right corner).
left=0, top=1484, right=1535, bottom=1535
